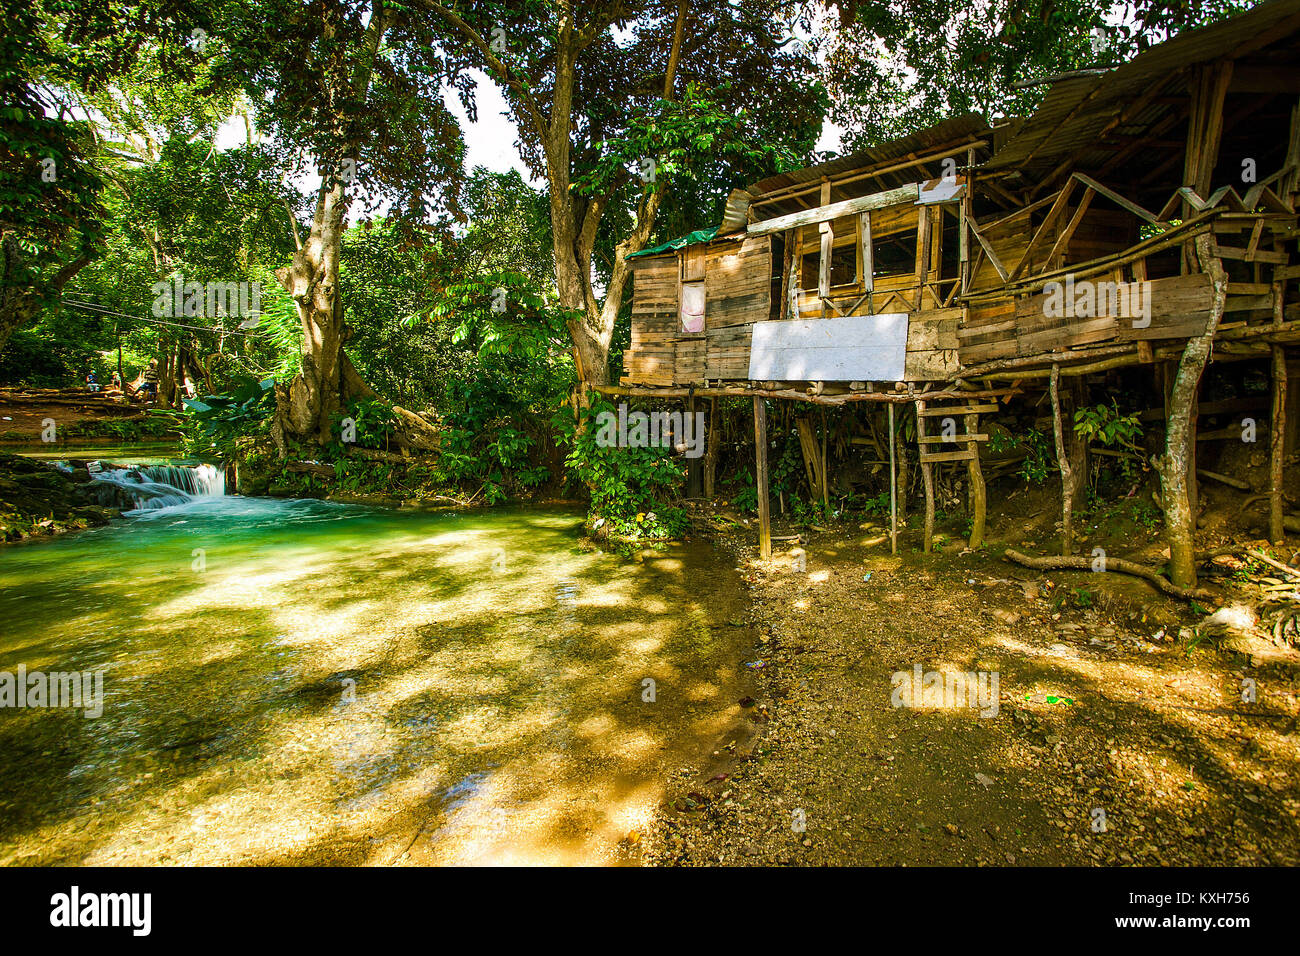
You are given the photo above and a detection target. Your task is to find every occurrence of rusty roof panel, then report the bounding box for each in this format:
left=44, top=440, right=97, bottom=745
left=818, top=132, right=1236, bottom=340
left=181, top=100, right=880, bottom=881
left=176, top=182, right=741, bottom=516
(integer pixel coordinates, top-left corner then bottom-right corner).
left=984, top=0, right=1300, bottom=173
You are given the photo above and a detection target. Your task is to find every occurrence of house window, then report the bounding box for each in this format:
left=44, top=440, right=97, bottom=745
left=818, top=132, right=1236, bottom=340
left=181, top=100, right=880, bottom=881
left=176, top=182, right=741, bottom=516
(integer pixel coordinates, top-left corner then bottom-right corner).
left=680, top=280, right=705, bottom=333
left=803, top=245, right=858, bottom=287
left=873, top=229, right=917, bottom=278
left=799, top=222, right=859, bottom=291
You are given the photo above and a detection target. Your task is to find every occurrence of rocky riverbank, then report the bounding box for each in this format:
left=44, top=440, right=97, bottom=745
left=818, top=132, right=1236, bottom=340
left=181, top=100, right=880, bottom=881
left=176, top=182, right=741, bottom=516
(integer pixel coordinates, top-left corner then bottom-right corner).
left=0, top=452, right=120, bottom=541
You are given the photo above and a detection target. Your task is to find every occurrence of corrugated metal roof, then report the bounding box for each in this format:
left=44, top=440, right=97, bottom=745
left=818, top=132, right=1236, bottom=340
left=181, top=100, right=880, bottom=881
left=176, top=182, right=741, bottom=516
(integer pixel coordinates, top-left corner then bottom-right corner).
left=985, top=0, right=1300, bottom=174
left=747, top=113, right=991, bottom=197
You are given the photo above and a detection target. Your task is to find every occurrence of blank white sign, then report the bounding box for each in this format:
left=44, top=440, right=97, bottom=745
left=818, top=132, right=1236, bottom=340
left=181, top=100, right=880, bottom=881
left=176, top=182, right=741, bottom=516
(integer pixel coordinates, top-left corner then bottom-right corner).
left=747, top=313, right=908, bottom=381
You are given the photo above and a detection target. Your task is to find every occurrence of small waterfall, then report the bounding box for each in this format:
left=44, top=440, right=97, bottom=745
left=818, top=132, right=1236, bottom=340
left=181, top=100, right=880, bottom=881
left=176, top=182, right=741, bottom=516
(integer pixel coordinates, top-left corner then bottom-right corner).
left=90, top=463, right=226, bottom=512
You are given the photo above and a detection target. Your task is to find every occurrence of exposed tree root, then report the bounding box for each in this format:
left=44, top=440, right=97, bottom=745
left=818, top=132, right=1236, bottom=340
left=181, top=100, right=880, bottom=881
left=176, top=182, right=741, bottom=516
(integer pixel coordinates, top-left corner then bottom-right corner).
left=1002, top=548, right=1216, bottom=602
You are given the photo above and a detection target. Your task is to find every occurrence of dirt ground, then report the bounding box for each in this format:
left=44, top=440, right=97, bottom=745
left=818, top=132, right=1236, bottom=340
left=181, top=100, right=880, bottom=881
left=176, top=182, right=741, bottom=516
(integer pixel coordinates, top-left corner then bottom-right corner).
left=641, top=486, right=1300, bottom=867
left=0, top=388, right=149, bottom=444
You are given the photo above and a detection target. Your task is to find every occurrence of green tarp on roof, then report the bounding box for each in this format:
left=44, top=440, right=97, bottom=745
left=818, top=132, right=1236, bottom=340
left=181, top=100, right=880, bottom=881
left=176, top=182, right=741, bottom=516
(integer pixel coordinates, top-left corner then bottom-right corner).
left=625, top=226, right=718, bottom=259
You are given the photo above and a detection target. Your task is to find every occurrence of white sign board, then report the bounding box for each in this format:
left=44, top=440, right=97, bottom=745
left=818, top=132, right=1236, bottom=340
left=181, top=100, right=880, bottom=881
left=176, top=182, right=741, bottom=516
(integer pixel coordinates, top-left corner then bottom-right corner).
left=747, top=313, right=908, bottom=382
left=917, top=175, right=967, bottom=204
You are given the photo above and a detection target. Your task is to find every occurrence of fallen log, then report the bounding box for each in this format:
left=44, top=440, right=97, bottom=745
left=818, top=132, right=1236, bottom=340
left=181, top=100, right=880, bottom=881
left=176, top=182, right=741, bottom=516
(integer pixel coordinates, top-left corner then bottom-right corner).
left=287, top=461, right=334, bottom=477
left=391, top=406, right=442, bottom=451
left=1002, top=548, right=1215, bottom=602
left=1196, top=468, right=1251, bottom=491
left=1247, top=549, right=1300, bottom=580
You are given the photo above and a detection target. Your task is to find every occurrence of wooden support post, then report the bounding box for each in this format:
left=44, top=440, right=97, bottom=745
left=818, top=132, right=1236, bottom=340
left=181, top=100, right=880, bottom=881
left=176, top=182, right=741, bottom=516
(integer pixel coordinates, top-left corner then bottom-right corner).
left=818, top=221, right=832, bottom=317
left=686, top=395, right=702, bottom=498
left=703, top=397, right=718, bottom=499
left=915, top=399, right=935, bottom=553
left=1049, top=364, right=1074, bottom=555
left=779, top=228, right=794, bottom=321
left=754, top=396, right=771, bottom=561
left=965, top=410, right=986, bottom=548
left=960, top=147, right=974, bottom=294
left=888, top=402, right=898, bottom=555
left=819, top=408, right=831, bottom=512
left=860, top=210, right=874, bottom=312
left=916, top=202, right=932, bottom=290
left=1286, top=359, right=1300, bottom=456
left=795, top=417, right=824, bottom=503
left=1159, top=233, right=1228, bottom=588
left=1271, top=276, right=1287, bottom=544
left=1271, top=345, right=1288, bottom=544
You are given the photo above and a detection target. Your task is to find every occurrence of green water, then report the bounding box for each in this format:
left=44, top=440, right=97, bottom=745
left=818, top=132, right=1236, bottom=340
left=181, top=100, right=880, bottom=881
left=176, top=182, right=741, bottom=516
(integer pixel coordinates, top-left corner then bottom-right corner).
left=0, top=491, right=752, bottom=865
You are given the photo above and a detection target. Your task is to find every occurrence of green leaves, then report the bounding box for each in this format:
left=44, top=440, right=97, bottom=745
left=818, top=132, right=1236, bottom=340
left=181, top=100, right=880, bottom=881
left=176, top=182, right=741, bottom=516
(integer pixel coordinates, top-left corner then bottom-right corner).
left=180, top=375, right=275, bottom=461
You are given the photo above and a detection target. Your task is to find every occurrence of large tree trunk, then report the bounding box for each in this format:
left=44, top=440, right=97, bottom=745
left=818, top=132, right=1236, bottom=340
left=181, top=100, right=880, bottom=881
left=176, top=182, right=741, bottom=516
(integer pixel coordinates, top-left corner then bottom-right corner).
left=544, top=1, right=686, bottom=387
left=273, top=3, right=392, bottom=447
left=276, top=177, right=349, bottom=445
left=1156, top=232, right=1227, bottom=588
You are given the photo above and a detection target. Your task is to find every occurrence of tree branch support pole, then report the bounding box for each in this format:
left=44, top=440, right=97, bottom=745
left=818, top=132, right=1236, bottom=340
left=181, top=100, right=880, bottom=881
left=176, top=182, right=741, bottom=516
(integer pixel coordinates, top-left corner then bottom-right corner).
left=1049, top=364, right=1073, bottom=555
left=1271, top=277, right=1288, bottom=544
left=888, top=402, right=898, bottom=554
left=819, top=408, right=831, bottom=512
left=965, top=410, right=986, bottom=548
left=1158, top=232, right=1228, bottom=587
left=703, top=397, right=718, bottom=499
left=915, top=399, right=935, bottom=552
left=686, top=394, right=702, bottom=498
left=754, top=396, right=771, bottom=561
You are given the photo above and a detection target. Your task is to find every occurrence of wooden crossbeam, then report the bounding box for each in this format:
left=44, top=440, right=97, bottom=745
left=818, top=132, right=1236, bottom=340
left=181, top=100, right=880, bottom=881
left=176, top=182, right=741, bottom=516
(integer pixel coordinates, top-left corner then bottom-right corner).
left=747, top=184, right=919, bottom=237
left=916, top=403, right=999, bottom=416
left=917, top=433, right=989, bottom=443
left=1071, top=172, right=1160, bottom=223
left=1009, top=179, right=1076, bottom=281
left=966, top=218, right=1009, bottom=283
left=920, top=449, right=978, bottom=463
left=1043, top=187, right=1096, bottom=268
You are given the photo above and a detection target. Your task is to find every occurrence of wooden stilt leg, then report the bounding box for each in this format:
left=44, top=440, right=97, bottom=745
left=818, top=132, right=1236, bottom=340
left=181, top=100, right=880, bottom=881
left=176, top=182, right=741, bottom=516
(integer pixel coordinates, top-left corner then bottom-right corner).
left=819, top=408, right=831, bottom=512
left=754, top=396, right=771, bottom=561
left=703, top=397, right=717, bottom=500
left=686, top=396, right=702, bottom=498
left=1050, top=364, right=1073, bottom=555
left=916, top=399, right=934, bottom=553
left=1272, top=345, right=1288, bottom=544
left=965, top=410, right=986, bottom=548
left=889, top=402, right=898, bottom=555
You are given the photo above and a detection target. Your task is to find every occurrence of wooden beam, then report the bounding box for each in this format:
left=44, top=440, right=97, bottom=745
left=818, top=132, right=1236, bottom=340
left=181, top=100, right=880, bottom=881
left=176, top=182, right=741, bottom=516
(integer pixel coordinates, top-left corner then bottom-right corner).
left=819, top=220, right=833, bottom=315
left=1043, top=187, right=1096, bottom=268
left=966, top=410, right=986, bottom=548
left=1070, top=172, right=1160, bottom=223
left=860, top=211, right=874, bottom=297
left=888, top=402, right=898, bottom=555
left=966, top=217, right=1010, bottom=283
left=747, top=184, right=919, bottom=237
left=1049, top=364, right=1074, bottom=555
left=1009, top=179, right=1076, bottom=281
left=916, top=400, right=935, bottom=552
left=750, top=138, right=988, bottom=208
left=754, top=396, right=771, bottom=561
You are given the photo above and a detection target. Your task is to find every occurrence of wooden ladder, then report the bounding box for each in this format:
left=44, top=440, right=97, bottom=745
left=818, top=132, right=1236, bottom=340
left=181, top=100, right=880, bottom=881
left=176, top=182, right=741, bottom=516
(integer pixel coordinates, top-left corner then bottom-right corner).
left=914, top=398, right=995, bottom=551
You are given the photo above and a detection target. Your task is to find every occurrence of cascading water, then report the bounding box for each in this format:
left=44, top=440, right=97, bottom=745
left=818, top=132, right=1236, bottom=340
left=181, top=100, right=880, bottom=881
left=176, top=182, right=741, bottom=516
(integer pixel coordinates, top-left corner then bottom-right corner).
left=89, top=462, right=226, bottom=512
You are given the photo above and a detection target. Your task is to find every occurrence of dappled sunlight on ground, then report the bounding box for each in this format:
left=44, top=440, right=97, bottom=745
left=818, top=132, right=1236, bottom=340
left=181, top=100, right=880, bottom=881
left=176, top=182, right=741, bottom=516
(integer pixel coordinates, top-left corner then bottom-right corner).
left=0, top=501, right=755, bottom=865
left=644, top=533, right=1300, bottom=866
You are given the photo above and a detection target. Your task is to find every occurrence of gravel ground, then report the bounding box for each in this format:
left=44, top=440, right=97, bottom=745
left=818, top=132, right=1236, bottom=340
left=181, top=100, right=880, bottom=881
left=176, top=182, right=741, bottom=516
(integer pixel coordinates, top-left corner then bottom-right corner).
left=642, top=529, right=1300, bottom=866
